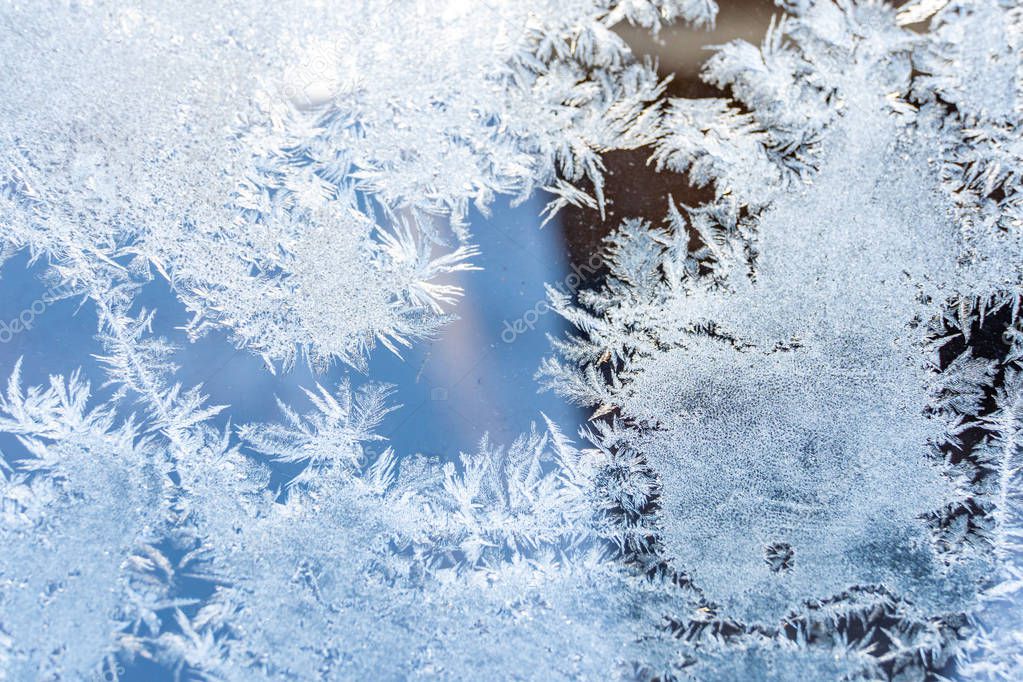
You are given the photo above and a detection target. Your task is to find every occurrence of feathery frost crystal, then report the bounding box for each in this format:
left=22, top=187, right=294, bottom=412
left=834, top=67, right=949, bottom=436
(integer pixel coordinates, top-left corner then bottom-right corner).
left=1, top=0, right=1022, bottom=680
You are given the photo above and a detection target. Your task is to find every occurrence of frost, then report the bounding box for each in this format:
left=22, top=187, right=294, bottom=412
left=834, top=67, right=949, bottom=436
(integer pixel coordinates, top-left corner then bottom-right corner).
left=0, top=1, right=723, bottom=677
left=543, top=0, right=1023, bottom=676
left=169, top=388, right=671, bottom=680
left=1, top=0, right=1022, bottom=680
left=0, top=363, right=171, bottom=680
left=0, top=0, right=710, bottom=371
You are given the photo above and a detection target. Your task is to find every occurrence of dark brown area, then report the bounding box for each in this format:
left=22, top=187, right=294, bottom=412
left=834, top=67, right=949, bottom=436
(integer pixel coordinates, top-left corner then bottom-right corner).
left=558, top=0, right=775, bottom=269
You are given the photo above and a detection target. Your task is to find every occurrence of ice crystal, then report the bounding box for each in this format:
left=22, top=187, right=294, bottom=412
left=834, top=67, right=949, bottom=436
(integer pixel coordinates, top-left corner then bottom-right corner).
left=1, top=0, right=1022, bottom=680
left=0, top=0, right=709, bottom=371
left=169, top=389, right=673, bottom=679
left=0, top=363, right=171, bottom=680
left=543, top=0, right=1023, bottom=676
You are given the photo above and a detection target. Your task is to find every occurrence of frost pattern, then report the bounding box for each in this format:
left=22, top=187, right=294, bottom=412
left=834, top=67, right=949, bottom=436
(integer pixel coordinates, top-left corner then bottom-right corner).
left=2, top=0, right=1023, bottom=680
left=0, top=364, right=170, bottom=680
left=543, top=0, right=1023, bottom=677
left=168, top=391, right=677, bottom=679
left=0, top=0, right=710, bottom=371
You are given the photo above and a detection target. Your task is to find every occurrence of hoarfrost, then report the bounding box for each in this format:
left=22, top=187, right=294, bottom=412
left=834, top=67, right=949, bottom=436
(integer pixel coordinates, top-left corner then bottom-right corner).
left=543, top=0, right=1023, bottom=676
left=1, top=0, right=1022, bottom=680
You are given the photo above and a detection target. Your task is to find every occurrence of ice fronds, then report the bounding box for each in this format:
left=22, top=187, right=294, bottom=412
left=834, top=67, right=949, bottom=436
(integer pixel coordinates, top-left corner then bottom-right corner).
left=169, top=386, right=670, bottom=680
left=0, top=0, right=712, bottom=371
left=3, top=0, right=1023, bottom=679
left=0, top=363, right=171, bottom=679
left=544, top=0, right=1023, bottom=676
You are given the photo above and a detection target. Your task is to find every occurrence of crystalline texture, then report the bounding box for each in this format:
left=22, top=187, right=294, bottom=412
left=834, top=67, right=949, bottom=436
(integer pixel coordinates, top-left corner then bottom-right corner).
left=543, top=0, right=1023, bottom=675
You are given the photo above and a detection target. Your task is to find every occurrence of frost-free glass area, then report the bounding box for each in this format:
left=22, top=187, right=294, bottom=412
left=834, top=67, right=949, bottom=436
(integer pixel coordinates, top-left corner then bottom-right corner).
left=1, top=1, right=1021, bottom=680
